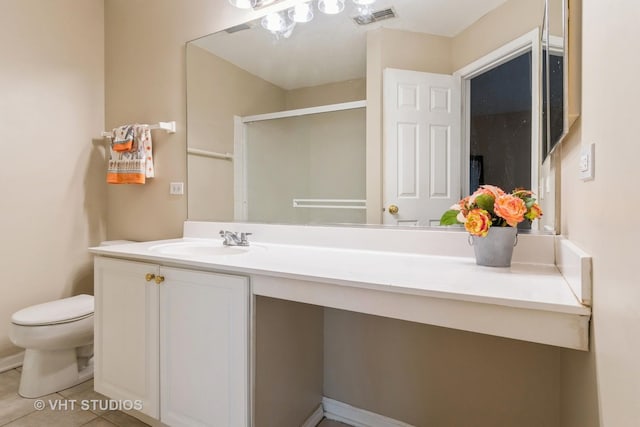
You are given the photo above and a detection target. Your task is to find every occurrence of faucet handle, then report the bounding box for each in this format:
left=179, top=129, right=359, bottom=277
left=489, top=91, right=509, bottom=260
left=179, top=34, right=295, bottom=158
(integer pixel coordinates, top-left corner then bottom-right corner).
left=240, top=232, right=252, bottom=242
left=219, top=230, right=235, bottom=246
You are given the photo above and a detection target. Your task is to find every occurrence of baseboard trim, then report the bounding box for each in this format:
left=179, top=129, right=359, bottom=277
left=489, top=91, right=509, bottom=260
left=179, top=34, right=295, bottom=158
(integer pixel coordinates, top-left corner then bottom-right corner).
left=322, top=397, right=415, bottom=427
left=0, top=351, right=24, bottom=373
left=121, top=408, right=165, bottom=427
left=301, top=404, right=325, bottom=427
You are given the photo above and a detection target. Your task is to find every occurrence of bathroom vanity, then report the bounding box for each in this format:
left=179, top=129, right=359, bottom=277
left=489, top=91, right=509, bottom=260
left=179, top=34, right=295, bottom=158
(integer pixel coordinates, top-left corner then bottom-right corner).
left=93, top=257, right=249, bottom=426
left=90, top=221, right=591, bottom=427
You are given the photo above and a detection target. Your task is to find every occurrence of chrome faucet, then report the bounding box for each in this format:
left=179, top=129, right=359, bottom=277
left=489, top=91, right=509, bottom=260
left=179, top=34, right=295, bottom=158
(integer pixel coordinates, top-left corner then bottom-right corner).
left=219, top=230, right=252, bottom=247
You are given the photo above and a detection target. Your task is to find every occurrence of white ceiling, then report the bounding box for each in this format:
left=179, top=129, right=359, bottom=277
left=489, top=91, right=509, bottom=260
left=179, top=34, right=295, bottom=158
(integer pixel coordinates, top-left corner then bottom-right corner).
left=193, top=0, right=508, bottom=90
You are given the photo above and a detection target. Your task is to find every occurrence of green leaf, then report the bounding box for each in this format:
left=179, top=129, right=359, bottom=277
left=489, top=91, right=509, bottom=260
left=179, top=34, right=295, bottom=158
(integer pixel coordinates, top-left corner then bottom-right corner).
left=440, top=209, right=461, bottom=225
left=475, top=194, right=495, bottom=214
left=524, top=197, right=536, bottom=209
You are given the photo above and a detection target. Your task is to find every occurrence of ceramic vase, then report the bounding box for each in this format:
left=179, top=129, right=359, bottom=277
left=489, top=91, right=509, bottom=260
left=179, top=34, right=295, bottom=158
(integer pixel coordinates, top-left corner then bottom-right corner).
left=471, top=226, right=518, bottom=267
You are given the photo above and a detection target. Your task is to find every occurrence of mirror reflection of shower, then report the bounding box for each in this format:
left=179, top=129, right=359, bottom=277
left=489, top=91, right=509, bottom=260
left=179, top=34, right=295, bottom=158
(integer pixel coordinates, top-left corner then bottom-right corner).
left=237, top=103, right=366, bottom=224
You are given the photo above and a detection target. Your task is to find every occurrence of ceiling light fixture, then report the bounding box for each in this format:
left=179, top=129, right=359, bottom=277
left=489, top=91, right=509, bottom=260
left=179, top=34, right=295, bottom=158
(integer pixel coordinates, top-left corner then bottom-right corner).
left=228, top=0, right=377, bottom=39
left=261, top=11, right=296, bottom=39
left=288, top=1, right=314, bottom=23
left=318, top=0, right=345, bottom=15
left=351, top=0, right=376, bottom=17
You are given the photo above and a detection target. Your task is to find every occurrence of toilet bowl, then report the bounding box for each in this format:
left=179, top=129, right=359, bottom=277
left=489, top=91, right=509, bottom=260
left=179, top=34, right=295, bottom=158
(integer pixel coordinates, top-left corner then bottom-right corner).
left=10, top=294, right=95, bottom=398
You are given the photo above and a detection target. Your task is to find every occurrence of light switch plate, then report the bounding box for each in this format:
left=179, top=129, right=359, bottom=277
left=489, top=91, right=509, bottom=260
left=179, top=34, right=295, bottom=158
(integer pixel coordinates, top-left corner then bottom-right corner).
left=170, top=182, right=184, bottom=195
left=579, top=143, right=595, bottom=181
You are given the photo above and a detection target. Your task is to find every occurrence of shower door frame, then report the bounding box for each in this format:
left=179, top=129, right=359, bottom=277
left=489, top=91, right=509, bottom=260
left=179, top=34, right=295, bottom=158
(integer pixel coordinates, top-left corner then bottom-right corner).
left=233, top=100, right=367, bottom=221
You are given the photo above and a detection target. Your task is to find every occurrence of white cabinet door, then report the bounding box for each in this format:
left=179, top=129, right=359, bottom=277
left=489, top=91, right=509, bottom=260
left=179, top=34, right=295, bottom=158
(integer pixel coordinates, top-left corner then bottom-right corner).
left=94, top=257, right=160, bottom=419
left=159, top=267, right=250, bottom=427
left=383, top=68, right=461, bottom=226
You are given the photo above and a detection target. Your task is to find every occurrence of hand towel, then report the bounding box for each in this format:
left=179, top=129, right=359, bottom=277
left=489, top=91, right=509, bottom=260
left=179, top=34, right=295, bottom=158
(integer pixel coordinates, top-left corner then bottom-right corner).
left=107, top=124, right=154, bottom=184
left=111, top=125, right=135, bottom=152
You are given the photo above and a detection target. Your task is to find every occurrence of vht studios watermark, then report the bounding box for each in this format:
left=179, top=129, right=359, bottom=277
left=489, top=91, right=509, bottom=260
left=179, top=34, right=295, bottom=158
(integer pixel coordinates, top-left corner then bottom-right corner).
left=33, top=399, right=143, bottom=411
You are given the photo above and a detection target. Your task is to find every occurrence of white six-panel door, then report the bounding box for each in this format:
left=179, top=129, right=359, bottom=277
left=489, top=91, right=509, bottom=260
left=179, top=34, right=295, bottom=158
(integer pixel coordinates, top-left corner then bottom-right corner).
left=383, top=68, right=461, bottom=226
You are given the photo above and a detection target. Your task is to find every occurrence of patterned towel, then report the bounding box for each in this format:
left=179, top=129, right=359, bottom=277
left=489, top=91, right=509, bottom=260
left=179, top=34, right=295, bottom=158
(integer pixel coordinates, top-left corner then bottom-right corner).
left=107, top=124, right=154, bottom=184
left=111, top=125, right=134, bottom=152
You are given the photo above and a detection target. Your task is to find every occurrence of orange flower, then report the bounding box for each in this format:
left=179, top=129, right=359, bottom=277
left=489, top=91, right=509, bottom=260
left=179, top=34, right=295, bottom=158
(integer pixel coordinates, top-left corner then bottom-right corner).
left=482, top=185, right=506, bottom=197
left=525, top=203, right=543, bottom=221
left=512, top=188, right=533, bottom=198
left=464, top=209, right=492, bottom=237
left=494, top=194, right=527, bottom=227
left=469, top=185, right=505, bottom=204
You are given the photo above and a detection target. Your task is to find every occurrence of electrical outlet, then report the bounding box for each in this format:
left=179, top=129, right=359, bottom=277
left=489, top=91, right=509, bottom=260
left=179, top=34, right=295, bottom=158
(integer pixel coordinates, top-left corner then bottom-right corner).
left=170, top=182, right=184, bottom=195
left=579, top=143, right=595, bottom=181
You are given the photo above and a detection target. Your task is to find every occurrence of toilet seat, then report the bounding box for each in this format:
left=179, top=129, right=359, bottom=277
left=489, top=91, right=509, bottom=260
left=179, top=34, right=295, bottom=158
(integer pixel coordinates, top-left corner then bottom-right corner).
left=12, top=294, right=94, bottom=326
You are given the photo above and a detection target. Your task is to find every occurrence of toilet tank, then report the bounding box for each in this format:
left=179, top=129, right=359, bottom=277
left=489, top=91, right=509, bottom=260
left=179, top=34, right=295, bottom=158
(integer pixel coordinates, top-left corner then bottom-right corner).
left=99, top=240, right=134, bottom=246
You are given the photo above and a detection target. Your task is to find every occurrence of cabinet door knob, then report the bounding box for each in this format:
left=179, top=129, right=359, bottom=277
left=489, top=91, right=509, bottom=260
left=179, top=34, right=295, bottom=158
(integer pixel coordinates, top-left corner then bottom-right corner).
left=155, top=275, right=165, bottom=284
left=388, top=204, right=399, bottom=214
left=145, top=273, right=155, bottom=282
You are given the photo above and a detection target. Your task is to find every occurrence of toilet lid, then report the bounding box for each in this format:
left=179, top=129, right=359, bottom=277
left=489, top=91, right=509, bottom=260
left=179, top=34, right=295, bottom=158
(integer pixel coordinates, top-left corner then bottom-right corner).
left=12, top=294, right=94, bottom=326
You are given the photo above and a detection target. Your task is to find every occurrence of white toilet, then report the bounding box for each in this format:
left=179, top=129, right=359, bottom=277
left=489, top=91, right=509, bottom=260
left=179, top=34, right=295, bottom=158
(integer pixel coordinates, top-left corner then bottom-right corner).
left=9, top=294, right=95, bottom=398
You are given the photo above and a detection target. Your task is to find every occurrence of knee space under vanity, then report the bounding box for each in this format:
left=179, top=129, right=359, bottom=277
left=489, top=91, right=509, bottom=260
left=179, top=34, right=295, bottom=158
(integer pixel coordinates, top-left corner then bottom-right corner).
left=255, top=297, right=564, bottom=427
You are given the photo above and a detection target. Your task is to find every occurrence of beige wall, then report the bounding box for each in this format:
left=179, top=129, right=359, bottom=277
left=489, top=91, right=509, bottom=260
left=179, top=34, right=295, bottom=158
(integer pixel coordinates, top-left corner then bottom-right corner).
left=558, top=0, right=640, bottom=425
left=451, top=0, right=544, bottom=71
left=104, top=0, right=276, bottom=241
left=285, top=79, right=366, bottom=110
left=325, top=310, right=561, bottom=427
left=255, top=297, right=323, bottom=427
left=0, top=0, right=105, bottom=358
left=186, top=44, right=285, bottom=221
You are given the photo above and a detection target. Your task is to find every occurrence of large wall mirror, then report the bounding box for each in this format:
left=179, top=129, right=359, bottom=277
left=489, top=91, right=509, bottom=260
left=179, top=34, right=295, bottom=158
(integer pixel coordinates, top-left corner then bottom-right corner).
left=543, top=0, right=568, bottom=158
left=187, top=0, right=568, bottom=232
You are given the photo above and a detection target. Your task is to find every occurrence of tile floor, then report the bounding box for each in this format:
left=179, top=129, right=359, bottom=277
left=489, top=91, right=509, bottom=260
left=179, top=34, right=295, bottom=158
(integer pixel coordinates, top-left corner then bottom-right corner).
left=317, top=419, right=351, bottom=427
left=0, top=368, right=149, bottom=427
left=0, top=367, right=352, bottom=427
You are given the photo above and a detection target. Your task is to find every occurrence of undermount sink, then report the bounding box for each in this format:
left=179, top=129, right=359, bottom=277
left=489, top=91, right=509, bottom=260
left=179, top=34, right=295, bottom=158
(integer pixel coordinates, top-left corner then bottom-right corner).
left=149, top=240, right=256, bottom=257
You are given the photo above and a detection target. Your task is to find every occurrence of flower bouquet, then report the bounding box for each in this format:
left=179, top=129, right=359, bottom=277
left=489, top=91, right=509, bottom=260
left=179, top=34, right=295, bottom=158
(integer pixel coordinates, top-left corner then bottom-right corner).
left=440, top=185, right=543, bottom=266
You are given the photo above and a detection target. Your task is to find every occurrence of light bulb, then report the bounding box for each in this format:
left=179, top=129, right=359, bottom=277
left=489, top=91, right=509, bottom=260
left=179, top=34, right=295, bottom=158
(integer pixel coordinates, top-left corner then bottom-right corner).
left=318, top=0, right=345, bottom=15
left=261, top=12, right=286, bottom=32
left=356, top=4, right=373, bottom=16
left=288, top=2, right=314, bottom=23
left=261, top=11, right=296, bottom=40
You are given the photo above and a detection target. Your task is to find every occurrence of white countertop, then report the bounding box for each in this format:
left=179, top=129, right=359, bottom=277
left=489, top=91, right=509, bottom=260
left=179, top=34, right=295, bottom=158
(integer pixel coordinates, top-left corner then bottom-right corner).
left=90, top=237, right=589, bottom=317
left=90, top=221, right=591, bottom=350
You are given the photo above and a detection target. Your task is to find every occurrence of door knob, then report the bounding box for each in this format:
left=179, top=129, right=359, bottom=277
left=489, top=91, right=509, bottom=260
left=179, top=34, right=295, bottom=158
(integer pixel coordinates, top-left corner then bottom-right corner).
left=145, top=273, right=155, bottom=282
left=155, top=275, right=165, bottom=284
left=388, top=204, right=399, bottom=214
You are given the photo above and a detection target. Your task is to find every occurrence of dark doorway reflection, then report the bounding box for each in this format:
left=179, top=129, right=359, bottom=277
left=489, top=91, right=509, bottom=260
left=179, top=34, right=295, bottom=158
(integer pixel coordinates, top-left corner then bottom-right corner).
left=470, top=51, right=532, bottom=194
left=542, top=51, right=565, bottom=159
